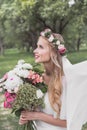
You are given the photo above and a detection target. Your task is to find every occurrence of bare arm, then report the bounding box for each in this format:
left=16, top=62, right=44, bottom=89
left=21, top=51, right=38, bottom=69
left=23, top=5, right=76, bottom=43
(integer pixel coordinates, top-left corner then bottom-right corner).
left=37, top=112, right=66, bottom=127
left=19, top=111, right=66, bottom=127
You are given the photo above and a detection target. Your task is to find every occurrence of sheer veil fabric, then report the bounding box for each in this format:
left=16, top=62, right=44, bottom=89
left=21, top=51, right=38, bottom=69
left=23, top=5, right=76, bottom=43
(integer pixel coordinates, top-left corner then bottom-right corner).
left=62, top=56, right=87, bottom=130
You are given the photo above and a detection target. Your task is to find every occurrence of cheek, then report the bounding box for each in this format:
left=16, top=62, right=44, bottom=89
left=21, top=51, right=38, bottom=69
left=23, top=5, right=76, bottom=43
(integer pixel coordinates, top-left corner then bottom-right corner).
left=41, top=51, right=50, bottom=62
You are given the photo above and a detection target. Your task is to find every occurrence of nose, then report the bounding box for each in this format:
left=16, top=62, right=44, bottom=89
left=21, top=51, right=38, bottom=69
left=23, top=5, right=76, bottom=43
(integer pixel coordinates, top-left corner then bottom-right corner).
left=33, top=48, right=37, bottom=54
left=33, top=49, right=36, bottom=53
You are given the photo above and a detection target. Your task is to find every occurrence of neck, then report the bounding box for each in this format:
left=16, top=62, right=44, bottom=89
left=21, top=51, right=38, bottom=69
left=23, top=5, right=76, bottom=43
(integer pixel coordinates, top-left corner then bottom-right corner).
left=43, top=60, right=54, bottom=73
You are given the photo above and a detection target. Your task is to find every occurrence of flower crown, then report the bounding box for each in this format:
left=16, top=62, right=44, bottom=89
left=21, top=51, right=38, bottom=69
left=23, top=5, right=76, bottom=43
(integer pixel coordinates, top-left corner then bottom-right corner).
left=40, top=29, right=66, bottom=55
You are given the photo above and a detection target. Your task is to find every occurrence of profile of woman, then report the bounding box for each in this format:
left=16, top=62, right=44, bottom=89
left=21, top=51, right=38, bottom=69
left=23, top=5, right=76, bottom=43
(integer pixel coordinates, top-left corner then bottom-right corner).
left=19, top=28, right=87, bottom=130
left=19, top=28, right=69, bottom=130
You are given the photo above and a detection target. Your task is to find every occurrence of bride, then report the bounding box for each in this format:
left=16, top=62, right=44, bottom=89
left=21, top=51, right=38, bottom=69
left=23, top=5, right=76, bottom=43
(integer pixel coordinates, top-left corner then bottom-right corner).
left=19, top=28, right=87, bottom=130
left=19, top=29, right=67, bottom=130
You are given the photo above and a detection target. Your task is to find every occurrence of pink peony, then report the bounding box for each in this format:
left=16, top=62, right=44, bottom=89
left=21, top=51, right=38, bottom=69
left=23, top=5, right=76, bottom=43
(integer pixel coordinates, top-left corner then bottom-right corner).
left=4, top=101, right=12, bottom=108
left=4, top=91, right=16, bottom=108
left=58, top=44, right=66, bottom=54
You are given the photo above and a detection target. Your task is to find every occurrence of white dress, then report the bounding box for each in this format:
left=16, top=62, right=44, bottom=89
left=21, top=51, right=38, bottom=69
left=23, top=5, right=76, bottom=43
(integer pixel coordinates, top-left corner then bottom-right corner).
left=35, top=76, right=67, bottom=130
left=62, top=57, right=87, bottom=130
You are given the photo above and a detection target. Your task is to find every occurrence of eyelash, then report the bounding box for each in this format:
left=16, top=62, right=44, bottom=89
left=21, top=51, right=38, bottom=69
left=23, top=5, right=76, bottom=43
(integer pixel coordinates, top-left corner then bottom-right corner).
left=38, top=45, right=43, bottom=49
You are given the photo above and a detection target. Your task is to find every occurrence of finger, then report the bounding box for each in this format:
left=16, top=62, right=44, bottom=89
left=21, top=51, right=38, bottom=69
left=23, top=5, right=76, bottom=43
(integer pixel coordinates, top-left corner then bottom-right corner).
left=19, top=120, right=28, bottom=125
left=21, top=111, right=26, bottom=114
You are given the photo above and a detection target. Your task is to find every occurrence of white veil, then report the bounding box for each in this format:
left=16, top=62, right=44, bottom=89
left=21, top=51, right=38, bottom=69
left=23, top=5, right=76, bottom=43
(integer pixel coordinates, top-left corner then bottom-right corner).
left=62, top=56, right=87, bottom=130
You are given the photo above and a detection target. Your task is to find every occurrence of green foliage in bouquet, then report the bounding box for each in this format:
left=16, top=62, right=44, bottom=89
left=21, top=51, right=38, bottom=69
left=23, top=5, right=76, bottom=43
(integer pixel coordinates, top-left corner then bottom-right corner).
left=12, top=83, right=45, bottom=130
left=12, top=83, right=45, bottom=113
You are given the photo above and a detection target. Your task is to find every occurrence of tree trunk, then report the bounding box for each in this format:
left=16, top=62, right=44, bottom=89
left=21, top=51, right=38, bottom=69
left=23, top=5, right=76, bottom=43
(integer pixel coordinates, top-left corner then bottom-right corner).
left=0, top=39, right=4, bottom=55
left=77, top=37, right=81, bottom=51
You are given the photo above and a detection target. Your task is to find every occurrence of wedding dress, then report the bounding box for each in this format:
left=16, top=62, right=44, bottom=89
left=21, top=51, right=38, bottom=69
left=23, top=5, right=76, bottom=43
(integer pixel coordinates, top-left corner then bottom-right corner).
left=35, top=57, right=87, bottom=130
left=35, top=76, right=67, bottom=130
left=62, top=57, right=87, bottom=130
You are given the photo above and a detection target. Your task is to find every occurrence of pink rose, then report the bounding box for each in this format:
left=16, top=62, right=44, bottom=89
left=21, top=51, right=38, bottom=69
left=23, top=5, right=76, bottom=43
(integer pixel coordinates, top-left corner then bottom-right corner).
left=4, top=91, right=11, bottom=98
left=58, top=44, right=66, bottom=54
left=4, top=101, right=12, bottom=108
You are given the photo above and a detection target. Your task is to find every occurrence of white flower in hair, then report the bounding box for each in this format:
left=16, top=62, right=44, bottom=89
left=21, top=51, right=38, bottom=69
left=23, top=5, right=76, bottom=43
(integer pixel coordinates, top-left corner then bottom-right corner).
left=40, top=31, right=45, bottom=37
left=56, top=40, right=60, bottom=46
left=48, top=35, right=54, bottom=42
left=40, top=28, right=66, bottom=55
left=58, top=44, right=65, bottom=49
left=58, top=44, right=66, bottom=55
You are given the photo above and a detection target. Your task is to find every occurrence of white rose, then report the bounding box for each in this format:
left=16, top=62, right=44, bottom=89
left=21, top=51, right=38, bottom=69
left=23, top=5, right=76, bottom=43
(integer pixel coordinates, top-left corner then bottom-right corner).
left=4, top=75, right=23, bottom=90
left=56, top=40, right=60, bottom=45
left=58, top=44, right=65, bottom=49
left=36, top=89, right=44, bottom=98
left=18, top=59, right=25, bottom=65
left=22, top=63, right=33, bottom=70
left=40, top=32, right=45, bottom=36
left=48, top=35, right=54, bottom=42
left=16, top=69, right=29, bottom=78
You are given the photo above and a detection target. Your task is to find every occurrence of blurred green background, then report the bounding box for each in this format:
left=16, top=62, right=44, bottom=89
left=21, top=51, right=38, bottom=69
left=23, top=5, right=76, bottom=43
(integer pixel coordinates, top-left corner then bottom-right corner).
left=0, top=0, right=87, bottom=129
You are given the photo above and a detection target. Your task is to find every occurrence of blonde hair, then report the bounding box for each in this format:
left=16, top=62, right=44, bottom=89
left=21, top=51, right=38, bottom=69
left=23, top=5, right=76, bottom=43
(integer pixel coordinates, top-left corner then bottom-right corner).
left=43, top=34, right=64, bottom=117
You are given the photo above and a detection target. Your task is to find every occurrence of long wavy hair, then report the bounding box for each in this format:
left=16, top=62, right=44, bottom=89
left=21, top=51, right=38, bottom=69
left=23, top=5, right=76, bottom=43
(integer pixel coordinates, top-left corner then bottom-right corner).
left=43, top=33, right=64, bottom=117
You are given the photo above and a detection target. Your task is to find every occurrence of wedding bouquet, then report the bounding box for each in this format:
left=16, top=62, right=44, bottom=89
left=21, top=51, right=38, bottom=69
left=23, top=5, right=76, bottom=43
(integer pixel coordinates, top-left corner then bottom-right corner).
left=0, top=59, right=46, bottom=130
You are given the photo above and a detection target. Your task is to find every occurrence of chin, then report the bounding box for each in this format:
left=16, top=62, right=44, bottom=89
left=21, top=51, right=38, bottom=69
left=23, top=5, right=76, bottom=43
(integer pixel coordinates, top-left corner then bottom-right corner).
left=35, top=60, right=43, bottom=63
left=35, top=59, right=40, bottom=63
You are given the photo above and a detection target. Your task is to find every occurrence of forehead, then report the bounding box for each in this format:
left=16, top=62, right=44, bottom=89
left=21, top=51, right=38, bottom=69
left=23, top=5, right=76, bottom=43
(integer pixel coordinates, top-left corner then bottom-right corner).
left=37, top=36, right=49, bottom=46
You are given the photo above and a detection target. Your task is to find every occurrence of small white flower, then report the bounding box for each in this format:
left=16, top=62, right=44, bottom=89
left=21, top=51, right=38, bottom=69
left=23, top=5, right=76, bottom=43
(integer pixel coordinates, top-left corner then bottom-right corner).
left=4, top=75, right=23, bottom=91
left=14, top=87, right=19, bottom=93
left=36, top=89, right=44, bottom=98
left=22, top=63, right=33, bottom=70
left=40, top=32, right=45, bottom=37
left=56, top=40, right=60, bottom=46
left=16, top=69, right=29, bottom=78
left=7, top=70, right=16, bottom=77
left=58, top=44, right=65, bottom=49
left=48, top=35, right=54, bottom=42
left=18, top=59, right=25, bottom=65
left=45, top=28, right=51, bottom=32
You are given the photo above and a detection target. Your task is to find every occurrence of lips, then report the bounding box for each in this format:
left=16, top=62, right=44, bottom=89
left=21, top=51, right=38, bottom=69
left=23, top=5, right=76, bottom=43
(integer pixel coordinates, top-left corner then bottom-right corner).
left=34, top=54, right=39, bottom=59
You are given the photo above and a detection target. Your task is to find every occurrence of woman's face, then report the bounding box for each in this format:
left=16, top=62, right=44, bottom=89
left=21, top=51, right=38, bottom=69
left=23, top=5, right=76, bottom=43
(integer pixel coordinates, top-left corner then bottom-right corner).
left=33, top=36, right=51, bottom=63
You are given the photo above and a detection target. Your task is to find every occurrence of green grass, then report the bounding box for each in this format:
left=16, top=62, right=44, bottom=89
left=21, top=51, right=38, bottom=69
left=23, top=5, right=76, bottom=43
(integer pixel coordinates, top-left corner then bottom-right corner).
left=0, top=48, right=87, bottom=130
left=67, top=50, right=87, bottom=64
left=0, top=48, right=34, bottom=78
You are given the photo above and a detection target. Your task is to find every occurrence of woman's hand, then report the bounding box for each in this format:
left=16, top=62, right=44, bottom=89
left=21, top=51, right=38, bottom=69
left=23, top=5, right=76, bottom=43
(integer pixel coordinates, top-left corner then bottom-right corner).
left=19, top=110, right=39, bottom=125
left=19, top=114, right=28, bottom=125
left=19, top=110, right=66, bottom=127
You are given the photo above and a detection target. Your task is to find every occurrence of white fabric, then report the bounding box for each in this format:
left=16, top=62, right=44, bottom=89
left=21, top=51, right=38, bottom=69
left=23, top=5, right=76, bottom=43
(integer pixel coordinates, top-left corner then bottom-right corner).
left=35, top=77, right=67, bottom=130
left=35, top=56, right=87, bottom=130
left=62, top=56, right=87, bottom=130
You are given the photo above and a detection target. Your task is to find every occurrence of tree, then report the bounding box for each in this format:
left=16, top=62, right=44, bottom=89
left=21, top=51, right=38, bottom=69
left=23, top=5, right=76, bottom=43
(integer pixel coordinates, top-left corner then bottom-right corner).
left=0, top=0, right=87, bottom=54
